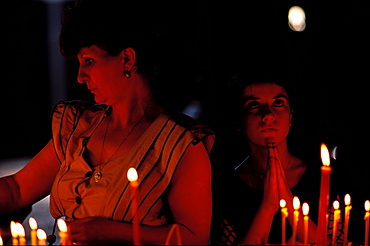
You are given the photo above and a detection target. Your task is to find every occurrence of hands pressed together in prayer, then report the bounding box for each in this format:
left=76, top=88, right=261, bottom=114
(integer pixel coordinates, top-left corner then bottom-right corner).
left=263, top=142, right=291, bottom=210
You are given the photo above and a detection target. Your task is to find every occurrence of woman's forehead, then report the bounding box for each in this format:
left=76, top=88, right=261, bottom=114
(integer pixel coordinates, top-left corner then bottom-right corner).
left=243, top=82, right=288, bottom=98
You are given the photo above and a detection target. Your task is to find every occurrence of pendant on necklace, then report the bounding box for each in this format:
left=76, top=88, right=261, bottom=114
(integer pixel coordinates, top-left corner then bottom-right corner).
left=94, top=172, right=102, bottom=182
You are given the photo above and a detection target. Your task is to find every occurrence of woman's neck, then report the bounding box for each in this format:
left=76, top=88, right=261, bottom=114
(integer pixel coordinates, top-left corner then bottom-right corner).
left=108, top=93, right=153, bottom=129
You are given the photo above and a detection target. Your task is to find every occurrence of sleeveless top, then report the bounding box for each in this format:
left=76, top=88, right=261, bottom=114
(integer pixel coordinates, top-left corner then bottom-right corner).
left=49, top=100, right=215, bottom=225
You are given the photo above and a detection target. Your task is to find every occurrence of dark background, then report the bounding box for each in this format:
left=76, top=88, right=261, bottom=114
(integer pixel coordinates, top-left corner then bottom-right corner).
left=3, top=0, right=370, bottom=243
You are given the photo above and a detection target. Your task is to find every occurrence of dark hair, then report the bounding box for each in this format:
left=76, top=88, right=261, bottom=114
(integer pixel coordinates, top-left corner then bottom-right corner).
left=59, top=0, right=158, bottom=81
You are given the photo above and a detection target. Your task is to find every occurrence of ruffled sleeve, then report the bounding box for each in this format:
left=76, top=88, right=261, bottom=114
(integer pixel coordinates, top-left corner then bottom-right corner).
left=51, top=100, right=108, bottom=164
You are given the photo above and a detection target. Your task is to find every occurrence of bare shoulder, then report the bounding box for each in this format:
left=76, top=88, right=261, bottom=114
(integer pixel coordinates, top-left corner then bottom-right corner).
left=180, top=142, right=211, bottom=169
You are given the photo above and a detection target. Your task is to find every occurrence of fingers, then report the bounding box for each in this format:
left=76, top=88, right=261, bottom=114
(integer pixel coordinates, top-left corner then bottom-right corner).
left=267, top=142, right=276, bottom=148
left=266, top=143, right=290, bottom=201
left=270, top=145, right=293, bottom=203
left=264, top=143, right=279, bottom=205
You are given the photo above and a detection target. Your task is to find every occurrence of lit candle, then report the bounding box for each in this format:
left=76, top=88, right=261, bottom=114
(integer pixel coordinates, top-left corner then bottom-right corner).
left=302, top=202, right=309, bottom=245
left=57, top=218, right=68, bottom=246
left=365, top=200, right=370, bottom=246
left=127, top=167, right=140, bottom=245
left=10, top=221, right=19, bottom=246
left=332, top=200, right=341, bottom=246
left=165, top=223, right=182, bottom=245
left=316, top=143, right=331, bottom=246
left=0, top=235, right=3, bottom=246
left=37, top=229, right=47, bottom=246
left=16, top=222, right=26, bottom=246
left=343, top=194, right=352, bottom=246
left=292, top=196, right=300, bottom=245
left=280, top=199, right=288, bottom=245
left=29, top=217, right=38, bottom=246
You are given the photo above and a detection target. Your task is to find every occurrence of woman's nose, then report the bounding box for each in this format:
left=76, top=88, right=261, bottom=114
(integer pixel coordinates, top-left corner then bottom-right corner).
left=263, top=114, right=275, bottom=121
left=261, top=107, right=275, bottom=121
left=77, top=67, right=88, bottom=84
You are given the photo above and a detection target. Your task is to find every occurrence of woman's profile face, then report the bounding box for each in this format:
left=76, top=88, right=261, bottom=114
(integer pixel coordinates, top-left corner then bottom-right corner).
left=240, top=82, right=292, bottom=147
left=76, top=45, right=130, bottom=105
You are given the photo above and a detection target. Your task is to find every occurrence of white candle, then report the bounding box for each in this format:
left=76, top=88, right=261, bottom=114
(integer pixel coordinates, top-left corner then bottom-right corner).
left=302, top=202, right=309, bottom=245
left=57, top=218, right=68, bottom=245
left=16, top=222, right=26, bottom=246
left=280, top=199, right=288, bottom=245
left=316, top=143, right=331, bottom=246
left=344, top=194, right=352, bottom=246
left=37, top=229, right=47, bottom=246
left=10, top=221, right=19, bottom=246
left=365, top=200, right=370, bottom=246
left=165, top=223, right=182, bottom=245
left=29, top=217, right=38, bottom=246
left=292, top=196, right=300, bottom=245
left=332, top=200, right=341, bottom=246
left=127, top=167, right=140, bottom=245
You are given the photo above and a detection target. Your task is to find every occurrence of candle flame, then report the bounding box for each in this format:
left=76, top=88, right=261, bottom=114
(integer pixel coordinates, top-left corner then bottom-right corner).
left=293, top=196, right=300, bottom=210
left=16, top=222, right=25, bottom=237
left=302, top=202, right=309, bottom=216
left=365, top=200, right=370, bottom=212
left=333, top=200, right=340, bottom=210
left=29, top=217, right=38, bottom=230
left=10, top=221, right=18, bottom=238
left=280, top=199, right=286, bottom=208
left=37, top=229, right=47, bottom=240
left=0, top=235, right=3, bottom=245
left=127, top=167, right=138, bottom=182
left=321, top=143, right=330, bottom=166
left=57, top=218, right=68, bottom=232
left=345, top=194, right=351, bottom=206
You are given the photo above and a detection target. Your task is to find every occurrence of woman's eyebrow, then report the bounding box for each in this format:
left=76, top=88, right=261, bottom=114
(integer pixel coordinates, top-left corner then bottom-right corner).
left=242, top=93, right=288, bottom=103
left=242, top=95, right=259, bottom=104
left=273, top=94, right=289, bottom=99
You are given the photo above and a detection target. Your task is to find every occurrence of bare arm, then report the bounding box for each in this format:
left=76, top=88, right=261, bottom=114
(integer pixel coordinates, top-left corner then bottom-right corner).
left=0, top=139, right=61, bottom=213
left=68, top=142, right=213, bottom=245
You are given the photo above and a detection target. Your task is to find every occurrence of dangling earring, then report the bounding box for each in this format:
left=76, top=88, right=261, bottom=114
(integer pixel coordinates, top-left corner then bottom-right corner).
left=124, top=70, right=131, bottom=78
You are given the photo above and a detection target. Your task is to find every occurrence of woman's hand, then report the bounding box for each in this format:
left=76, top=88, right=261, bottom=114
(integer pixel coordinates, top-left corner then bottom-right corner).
left=269, top=143, right=292, bottom=203
left=240, top=143, right=284, bottom=244
left=261, top=142, right=283, bottom=210
left=67, top=217, right=122, bottom=245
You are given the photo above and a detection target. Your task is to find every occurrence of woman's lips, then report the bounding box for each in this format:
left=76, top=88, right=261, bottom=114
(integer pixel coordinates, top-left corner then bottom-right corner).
left=261, top=128, right=277, bottom=132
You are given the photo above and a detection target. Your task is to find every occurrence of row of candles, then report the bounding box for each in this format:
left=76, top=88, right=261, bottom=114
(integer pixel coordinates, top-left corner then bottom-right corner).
left=314, top=143, right=369, bottom=246
left=2, top=144, right=369, bottom=245
left=4, top=197, right=368, bottom=246
left=3, top=218, right=68, bottom=246
left=280, top=195, right=370, bottom=245
left=0, top=167, right=141, bottom=246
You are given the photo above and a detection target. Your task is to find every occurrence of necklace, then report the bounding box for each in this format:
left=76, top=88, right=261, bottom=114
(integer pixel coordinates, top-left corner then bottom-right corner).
left=94, top=100, right=151, bottom=182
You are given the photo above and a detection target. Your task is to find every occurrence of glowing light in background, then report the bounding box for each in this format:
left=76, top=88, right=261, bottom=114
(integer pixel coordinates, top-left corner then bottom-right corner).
left=288, top=6, right=306, bottom=31
left=330, top=146, right=338, bottom=160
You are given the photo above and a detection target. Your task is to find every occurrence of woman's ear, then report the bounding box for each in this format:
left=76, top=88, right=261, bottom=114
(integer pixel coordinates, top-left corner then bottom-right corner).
left=120, top=47, right=137, bottom=71
left=290, top=108, right=293, bottom=126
